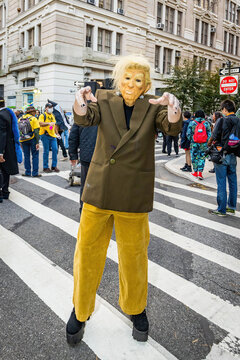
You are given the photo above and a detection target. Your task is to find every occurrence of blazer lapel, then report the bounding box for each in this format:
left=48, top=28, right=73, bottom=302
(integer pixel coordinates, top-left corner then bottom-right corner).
left=108, top=92, right=127, bottom=138
left=112, top=96, right=151, bottom=154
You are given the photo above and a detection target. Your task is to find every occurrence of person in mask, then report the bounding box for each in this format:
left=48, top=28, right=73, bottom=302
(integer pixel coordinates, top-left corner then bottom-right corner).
left=66, top=55, right=182, bottom=345
left=39, top=103, right=60, bottom=173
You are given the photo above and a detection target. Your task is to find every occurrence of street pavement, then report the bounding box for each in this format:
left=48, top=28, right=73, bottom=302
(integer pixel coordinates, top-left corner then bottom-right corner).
left=0, top=141, right=240, bottom=360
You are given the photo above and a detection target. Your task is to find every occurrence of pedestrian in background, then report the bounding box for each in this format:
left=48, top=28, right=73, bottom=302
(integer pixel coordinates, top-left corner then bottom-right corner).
left=187, top=109, right=211, bottom=180
left=208, top=111, right=223, bottom=174
left=180, top=111, right=192, bottom=172
left=68, top=124, right=97, bottom=214
left=18, top=106, right=41, bottom=177
left=162, top=132, right=167, bottom=153
left=39, top=103, right=60, bottom=173
left=166, top=134, right=179, bottom=157
left=208, top=99, right=239, bottom=216
left=0, top=97, right=22, bottom=202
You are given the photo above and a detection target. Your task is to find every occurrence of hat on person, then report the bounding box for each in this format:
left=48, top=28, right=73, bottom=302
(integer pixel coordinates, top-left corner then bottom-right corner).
left=26, top=106, right=37, bottom=113
left=45, top=103, right=53, bottom=109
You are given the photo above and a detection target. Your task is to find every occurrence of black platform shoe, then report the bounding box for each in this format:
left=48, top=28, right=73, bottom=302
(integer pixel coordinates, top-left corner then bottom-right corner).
left=130, top=310, right=149, bottom=342
left=66, top=308, right=85, bottom=346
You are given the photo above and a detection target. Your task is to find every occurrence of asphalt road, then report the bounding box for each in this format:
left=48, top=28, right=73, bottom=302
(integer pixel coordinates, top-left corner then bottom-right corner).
left=0, top=142, right=240, bottom=360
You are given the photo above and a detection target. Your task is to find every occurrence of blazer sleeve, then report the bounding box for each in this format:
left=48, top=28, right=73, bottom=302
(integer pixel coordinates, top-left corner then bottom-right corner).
left=0, top=116, right=7, bottom=154
left=73, top=90, right=101, bottom=127
left=155, top=106, right=182, bottom=136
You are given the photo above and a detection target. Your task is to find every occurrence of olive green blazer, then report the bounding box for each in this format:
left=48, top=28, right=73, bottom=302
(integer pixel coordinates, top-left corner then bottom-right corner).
left=74, top=89, right=182, bottom=213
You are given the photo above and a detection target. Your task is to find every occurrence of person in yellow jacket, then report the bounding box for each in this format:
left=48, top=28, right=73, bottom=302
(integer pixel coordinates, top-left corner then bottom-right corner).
left=18, top=106, right=41, bottom=177
left=39, top=103, right=60, bottom=173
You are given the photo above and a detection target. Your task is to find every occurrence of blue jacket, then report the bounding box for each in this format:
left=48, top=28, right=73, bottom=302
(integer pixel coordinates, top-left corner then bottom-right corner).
left=68, top=124, right=97, bottom=164
left=180, top=119, right=191, bottom=149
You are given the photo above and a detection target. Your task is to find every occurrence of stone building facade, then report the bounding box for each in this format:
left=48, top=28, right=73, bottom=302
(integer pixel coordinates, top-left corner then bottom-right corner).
left=0, top=0, right=239, bottom=110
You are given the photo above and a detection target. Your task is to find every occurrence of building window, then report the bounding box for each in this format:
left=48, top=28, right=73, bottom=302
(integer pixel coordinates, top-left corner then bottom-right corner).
left=225, top=0, right=229, bottom=20
left=157, top=2, right=163, bottom=23
left=23, top=78, right=35, bottom=87
left=236, top=36, right=239, bottom=56
left=116, top=33, right=122, bottom=55
left=99, top=0, right=112, bottom=10
left=118, top=0, right=123, bottom=9
left=199, top=57, right=206, bottom=71
left=163, top=48, right=172, bottom=74
left=195, top=19, right=199, bottom=42
left=224, top=31, right=227, bottom=52
left=229, top=33, right=234, bottom=54
left=0, top=45, right=2, bottom=70
left=97, top=29, right=112, bottom=53
left=226, top=0, right=238, bottom=24
left=38, top=25, right=41, bottom=47
left=177, top=11, right=182, bottom=36
left=201, top=21, right=208, bottom=45
left=86, top=25, right=93, bottom=48
left=210, top=31, right=215, bottom=47
left=209, top=59, right=212, bottom=71
left=20, top=32, right=24, bottom=48
left=165, top=6, right=175, bottom=34
left=28, top=0, right=35, bottom=9
left=155, top=45, right=160, bottom=69
left=28, top=28, right=34, bottom=49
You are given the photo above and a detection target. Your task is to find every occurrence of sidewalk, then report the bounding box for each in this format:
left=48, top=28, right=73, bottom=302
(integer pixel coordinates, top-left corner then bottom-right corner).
left=165, top=154, right=240, bottom=196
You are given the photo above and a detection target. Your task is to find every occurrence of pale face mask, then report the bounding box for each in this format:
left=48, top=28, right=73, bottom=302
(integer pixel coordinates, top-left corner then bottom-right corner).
left=119, top=69, right=147, bottom=107
left=47, top=108, right=53, bottom=114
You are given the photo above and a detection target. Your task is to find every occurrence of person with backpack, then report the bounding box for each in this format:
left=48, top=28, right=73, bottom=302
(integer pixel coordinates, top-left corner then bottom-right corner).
left=18, top=106, right=41, bottom=177
left=208, top=99, right=239, bottom=216
left=180, top=110, right=192, bottom=172
left=39, top=103, right=60, bottom=173
left=187, top=109, right=211, bottom=180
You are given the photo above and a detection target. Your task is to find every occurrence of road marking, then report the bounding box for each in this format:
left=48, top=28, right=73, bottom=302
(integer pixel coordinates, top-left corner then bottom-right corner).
left=8, top=188, right=240, bottom=338
left=155, top=159, right=168, bottom=164
left=0, top=226, right=175, bottom=360
left=153, top=201, right=240, bottom=239
left=154, top=187, right=240, bottom=218
left=203, top=335, right=240, bottom=359
left=18, top=176, right=240, bottom=274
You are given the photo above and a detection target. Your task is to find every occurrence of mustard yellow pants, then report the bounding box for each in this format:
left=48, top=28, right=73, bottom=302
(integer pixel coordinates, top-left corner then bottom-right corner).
left=73, top=203, right=150, bottom=322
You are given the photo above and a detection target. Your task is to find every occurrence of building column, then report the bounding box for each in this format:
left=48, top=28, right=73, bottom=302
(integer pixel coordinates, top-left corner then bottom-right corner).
left=113, top=0, right=117, bottom=12
left=174, top=9, right=178, bottom=35
left=226, top=32, right=229, bottom=53
left=95, top=0, right=99, bottom=6
left=24, top=0, right=28, bottom=11
left=207, top=24, right=211, bottom=47
left=160, top=46, right=164, bottom=74
left=162, top=4, right=166, bottom=26
left=34, top=25, right=39, bottom=47
left=111, top=31, right=116, bottom=55
left=233, top=35, right=237, bottom=55
left=93, top=25, right=98, bottom=51
left=24, top=30, right=28, bottom=49
left=2, top=4, right=5, bottom=28
left=1, top=43, right=5, bottom=69
left=198, top=20, right=202, bottom=43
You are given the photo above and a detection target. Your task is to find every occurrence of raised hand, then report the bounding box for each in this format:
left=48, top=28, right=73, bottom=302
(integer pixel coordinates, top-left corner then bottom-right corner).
left=149, top=92, right=181, bottom=123
left=74, top=86, right=98, bottom=116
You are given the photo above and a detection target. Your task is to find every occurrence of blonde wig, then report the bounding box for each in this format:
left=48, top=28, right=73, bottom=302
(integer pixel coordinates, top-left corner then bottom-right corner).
left=112, top=55, right=152, bottom=93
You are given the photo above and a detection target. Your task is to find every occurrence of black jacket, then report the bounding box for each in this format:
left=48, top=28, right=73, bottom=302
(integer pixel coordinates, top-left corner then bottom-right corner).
left=212, top=114, right=239, bottom=147
left=0, top=108, right=19, bottom=175
left=180, top=119, right=191, bottom=149
left=68, top=124, right=97, bottom=164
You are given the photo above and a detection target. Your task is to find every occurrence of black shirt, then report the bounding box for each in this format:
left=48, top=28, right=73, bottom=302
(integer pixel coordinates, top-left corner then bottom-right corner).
left=123, top=102, right=134, bottom=130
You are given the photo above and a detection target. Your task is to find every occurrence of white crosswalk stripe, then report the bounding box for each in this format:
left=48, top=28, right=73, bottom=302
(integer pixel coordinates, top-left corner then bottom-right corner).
left=2, top=164, right=240, bottom=360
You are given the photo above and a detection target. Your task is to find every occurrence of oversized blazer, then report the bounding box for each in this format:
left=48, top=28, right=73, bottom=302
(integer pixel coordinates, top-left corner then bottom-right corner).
left=0, top=108, right=18, bottom=175
left=74, top=89, right=182, bottom=213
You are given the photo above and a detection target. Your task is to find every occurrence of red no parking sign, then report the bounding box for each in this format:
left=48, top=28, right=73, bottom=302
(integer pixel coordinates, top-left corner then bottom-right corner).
left=220, top=75, right=238, bottom=95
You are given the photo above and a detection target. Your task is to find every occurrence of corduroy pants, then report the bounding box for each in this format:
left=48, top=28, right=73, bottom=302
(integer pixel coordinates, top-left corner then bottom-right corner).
left=73, top=203, right=150, bottom=322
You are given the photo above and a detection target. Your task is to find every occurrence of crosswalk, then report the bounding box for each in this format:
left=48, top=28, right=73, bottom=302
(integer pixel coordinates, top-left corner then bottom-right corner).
left=1, top=145, right=240, bottom=360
